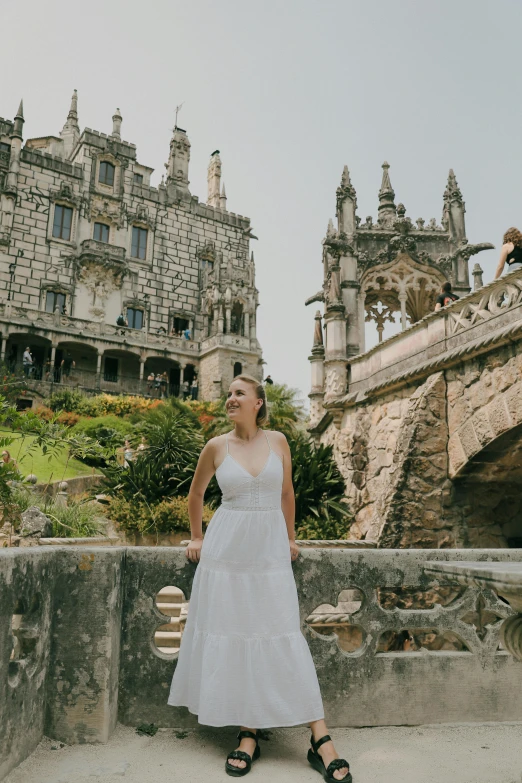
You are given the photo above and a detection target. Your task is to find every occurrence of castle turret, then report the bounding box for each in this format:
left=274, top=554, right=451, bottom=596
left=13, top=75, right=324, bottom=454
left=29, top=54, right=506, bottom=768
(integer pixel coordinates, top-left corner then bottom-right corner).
left=166, top=126, right=191, bottom=202
left=111, top=107, right=122, bottom=140
left=377, top=161, right=396, bottom=227
left=1, top=100, right=24, bottom=247
left=207, top=150, right=222, bottom=208
left=60, top=90, right=80, bottom=159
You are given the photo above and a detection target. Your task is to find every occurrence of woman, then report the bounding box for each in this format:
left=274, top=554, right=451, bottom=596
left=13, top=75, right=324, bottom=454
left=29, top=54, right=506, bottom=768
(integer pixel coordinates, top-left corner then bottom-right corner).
left=168, top=375, right=351, bottom=781
left=494, top=227, right=522, bottom=278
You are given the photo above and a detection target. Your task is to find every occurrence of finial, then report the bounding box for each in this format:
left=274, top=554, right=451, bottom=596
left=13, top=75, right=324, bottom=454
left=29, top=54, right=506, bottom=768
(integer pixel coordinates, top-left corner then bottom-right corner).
left=336, top=164, right=357, bottom=206
left=61, top=90, right=79, bottom=139
left=12, top=99, right=25, bottom=138
left=112, top=107, right=122, bottom=139
left=313, top=310, right=324, bottom=349
left=326, top=218, right=336, bottom=238
left=377, top=161, right=396, bottom=225
left=219, top=182, right=227, bottom=210
left=16, top=99, right=24, bottom=119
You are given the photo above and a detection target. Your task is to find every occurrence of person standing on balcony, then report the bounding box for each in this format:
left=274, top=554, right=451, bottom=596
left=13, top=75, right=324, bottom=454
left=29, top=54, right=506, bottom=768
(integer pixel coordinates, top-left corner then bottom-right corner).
left=183, top=326, right=191, bottom=340
left=494, top=227, right=522, bottom=279
left=434, top=281, right=459, bottom=311
left=22, top=347, right=33, bottom=377
left=161, top=371, right=169, bottom=398
left=181, top=379, right=189, bottom=400
left=190, top=377, right=198, bottom=400
left=60, top=354, right=75, bottom=379
left=146, top=371, right=155, bottom=394
left=168, top=375, right=352, bottom=781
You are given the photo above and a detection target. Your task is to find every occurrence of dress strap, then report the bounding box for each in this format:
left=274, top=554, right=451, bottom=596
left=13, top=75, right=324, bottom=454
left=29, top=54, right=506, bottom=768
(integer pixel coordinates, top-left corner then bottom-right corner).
left=263, top=430, right=272, bottom=451
left=225, top=433, right=230, bottom=453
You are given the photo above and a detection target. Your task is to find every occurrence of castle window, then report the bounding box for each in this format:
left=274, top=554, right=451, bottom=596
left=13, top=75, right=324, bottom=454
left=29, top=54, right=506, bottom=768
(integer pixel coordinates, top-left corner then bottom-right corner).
left=93, top=222, right=110, bottom=243
left=52, top=205, right=73, bottom=241
left=99, top=161, right=115, bottom=187
left=0, top=142, right=10, bottom=153
left=45, top=291, right=66, bottom=314
left=127, top=307, right=144, bottom=330
left=172, top=316, right=189, bottom=335
left=131, top=226, right=148, bottom=260
left=233, top=362, right=242, bottom=377
left=133, top=173, right=143, bottom=185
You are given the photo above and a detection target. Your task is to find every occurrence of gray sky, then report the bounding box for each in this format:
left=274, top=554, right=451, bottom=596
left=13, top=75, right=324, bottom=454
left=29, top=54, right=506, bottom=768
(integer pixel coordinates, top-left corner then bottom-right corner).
left=3, top=0, right=522, bottom=403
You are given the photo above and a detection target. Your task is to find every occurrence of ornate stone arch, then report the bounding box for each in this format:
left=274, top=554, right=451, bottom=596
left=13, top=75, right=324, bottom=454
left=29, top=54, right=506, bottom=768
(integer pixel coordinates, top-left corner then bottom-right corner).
left=360, top=254, right=446, bottom=336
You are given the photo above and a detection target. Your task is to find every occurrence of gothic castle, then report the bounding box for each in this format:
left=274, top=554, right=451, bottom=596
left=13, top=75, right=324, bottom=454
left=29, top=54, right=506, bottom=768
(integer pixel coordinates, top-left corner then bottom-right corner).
left=0, top=92, right=263, bottom=402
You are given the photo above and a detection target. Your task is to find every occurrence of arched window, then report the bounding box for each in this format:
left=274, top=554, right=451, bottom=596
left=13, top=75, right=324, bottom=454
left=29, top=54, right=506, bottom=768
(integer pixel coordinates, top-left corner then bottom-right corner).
left=230, top=302, right=244, bottom=335
left=233, top=362, right=242, bottom=377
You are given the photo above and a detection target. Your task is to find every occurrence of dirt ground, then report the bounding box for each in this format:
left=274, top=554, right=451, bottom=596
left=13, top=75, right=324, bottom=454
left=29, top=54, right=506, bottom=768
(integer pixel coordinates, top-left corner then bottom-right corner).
left=5, top=722, right=522, bottom=783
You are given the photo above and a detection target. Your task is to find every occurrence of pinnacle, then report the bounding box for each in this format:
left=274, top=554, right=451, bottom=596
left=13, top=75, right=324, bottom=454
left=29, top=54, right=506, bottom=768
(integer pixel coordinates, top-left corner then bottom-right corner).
left=16, top=99, right=24, bottom=118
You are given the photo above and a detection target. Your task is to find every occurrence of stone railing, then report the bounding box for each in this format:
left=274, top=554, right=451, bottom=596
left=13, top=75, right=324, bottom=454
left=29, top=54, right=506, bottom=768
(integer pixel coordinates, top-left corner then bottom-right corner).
left=2, top=547, right=522, bottom=781
left=348, top=269, right=522, bottom=399
left=201, top=333, right=253, bottom=351
left=0, top=306, right=200, bottom=354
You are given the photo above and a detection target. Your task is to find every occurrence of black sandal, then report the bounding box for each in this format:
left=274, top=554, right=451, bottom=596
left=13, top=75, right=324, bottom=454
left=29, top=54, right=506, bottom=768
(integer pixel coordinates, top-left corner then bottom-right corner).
left=308, top=734, right=352, bottom=782
left=225, top=730, right=260, bottom=777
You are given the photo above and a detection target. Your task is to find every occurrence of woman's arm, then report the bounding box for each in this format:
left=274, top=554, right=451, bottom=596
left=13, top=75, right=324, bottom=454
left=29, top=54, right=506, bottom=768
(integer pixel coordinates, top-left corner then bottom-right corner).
left=185, top=439, right=219, bottom=562
left=494, top=243, right=512, bottom=279
left=275, top=432, right=300, bottom=561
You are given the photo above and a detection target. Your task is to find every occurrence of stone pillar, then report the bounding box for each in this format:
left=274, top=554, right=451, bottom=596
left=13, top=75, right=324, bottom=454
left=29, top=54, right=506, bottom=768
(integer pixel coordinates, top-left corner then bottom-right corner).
left=225, top=307, right=231, bottom=335
left=96, top=351, right=102, bottom=387
left=139, top=358, right=145, bottom=380
left=323, top=306, right=347, bottom=402
left=358, top=292, right=366, bottom=354
left=243, top=312, right=250, bottom=338
left=217, top=308, right=224, bottom=335
left=0, top=334, right=5, bottom=362
left=207, top=151, right=221, bottom=208
left=398, top=291, right=407, bottom=330
left=308, top=311, right=326, bottom=427
left=250, top=313, right=256, bottom=341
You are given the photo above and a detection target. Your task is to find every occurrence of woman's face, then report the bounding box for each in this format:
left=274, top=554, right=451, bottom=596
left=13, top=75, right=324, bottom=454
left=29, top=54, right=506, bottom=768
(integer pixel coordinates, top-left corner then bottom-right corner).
left=1, top=452, right=8, bottom=463
left=226, top=380, right=262, bottom=423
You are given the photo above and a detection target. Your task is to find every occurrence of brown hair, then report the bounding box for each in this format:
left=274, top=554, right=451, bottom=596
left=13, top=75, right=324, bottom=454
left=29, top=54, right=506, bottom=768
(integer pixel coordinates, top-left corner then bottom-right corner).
left=231, top=374, right=268, bottom=426
left=503, top=227, right=522, bottom=247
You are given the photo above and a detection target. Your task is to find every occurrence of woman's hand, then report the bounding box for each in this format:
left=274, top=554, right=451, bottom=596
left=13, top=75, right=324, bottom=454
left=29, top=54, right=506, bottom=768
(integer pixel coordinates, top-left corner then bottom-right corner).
left=289, top=540, right=299, bottom=562
left=185, top=538, right=203, bottom=563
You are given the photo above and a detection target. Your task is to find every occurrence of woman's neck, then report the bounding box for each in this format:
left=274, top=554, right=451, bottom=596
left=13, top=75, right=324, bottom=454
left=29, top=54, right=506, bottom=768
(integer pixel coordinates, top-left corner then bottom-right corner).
left=233, top=423, right=259, bottom=442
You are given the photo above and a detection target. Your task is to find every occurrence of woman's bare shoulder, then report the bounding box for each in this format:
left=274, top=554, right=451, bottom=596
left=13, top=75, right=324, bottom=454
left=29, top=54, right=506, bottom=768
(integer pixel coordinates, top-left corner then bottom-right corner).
left=266, top=430, right=289, bottom=446
left=503, top=241, right=515, bottom=252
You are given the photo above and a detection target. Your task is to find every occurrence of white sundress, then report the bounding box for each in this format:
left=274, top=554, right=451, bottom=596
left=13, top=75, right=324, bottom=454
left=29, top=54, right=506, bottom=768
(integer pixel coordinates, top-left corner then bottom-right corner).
left=168, top=431, right=325, bottom=728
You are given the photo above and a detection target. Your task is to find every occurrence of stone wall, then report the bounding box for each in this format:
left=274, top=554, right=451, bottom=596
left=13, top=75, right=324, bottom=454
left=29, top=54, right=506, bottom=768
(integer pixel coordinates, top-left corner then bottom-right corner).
left=2, top=546, right=522, bottom=780
left=319, top=340, right=522, bottom=548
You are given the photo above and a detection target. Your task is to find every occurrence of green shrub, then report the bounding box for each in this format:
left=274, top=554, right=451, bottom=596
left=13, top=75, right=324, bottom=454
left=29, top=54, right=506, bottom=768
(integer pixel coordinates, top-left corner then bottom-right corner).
left=290, top=431, right=353, bottom=530
left=48, top=388, right=89, bottom=413
left=108, top=495, right=213, bottom=535
left=295, top=515, right=353, bottom=541
left=72, top=415, right=132, bottom=443
left=101, top=400, right=204, bottom=503
left=55, top=411, right=81, bottom=427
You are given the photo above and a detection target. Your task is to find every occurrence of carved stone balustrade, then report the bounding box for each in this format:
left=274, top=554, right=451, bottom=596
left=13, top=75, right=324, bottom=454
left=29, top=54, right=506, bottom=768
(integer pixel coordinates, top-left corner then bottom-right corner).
left=2, top=547, right=522, bottom=779
left=343, top=268, right=522, bottom=402
left=78, top=238, right=127, bottom=267
left=425, top=561, right=522, bottom=662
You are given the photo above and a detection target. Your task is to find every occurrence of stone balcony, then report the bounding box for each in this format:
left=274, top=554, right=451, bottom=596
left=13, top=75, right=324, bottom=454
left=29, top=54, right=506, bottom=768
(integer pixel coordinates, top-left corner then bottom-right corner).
left=2, top=547, right=522, bottom=781
left=345, top=268, right=522, bottom=400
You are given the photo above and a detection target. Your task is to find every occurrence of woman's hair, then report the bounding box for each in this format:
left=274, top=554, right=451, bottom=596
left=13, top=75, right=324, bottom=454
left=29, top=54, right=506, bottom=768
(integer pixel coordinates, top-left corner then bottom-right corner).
left=232, top=374, right=268, bottom=426
left=2, top=450, right=10, bottom=460
left=503, top=227, right=522, bottom=247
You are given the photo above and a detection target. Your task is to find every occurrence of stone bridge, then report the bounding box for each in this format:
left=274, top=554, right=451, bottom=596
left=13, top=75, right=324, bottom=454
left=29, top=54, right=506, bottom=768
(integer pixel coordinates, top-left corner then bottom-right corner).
left=2, top=546, right=522, bottom=781
left=310, top=269, right=522, bottom=549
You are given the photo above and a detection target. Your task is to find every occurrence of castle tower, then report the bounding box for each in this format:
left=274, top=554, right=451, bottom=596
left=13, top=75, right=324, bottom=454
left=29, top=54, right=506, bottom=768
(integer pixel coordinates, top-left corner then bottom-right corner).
left=306, top=160, right=493, bottom=428
left=60, top=90, right=80, bottom=159
left=207, top=151, right=222, bottom=208
left=166, top=126, right=191, bottom=202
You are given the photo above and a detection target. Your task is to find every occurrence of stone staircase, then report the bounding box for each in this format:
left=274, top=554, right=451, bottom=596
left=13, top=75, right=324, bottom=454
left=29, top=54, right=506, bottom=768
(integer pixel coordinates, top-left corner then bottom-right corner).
left=154, top=586, right=187, bottom=654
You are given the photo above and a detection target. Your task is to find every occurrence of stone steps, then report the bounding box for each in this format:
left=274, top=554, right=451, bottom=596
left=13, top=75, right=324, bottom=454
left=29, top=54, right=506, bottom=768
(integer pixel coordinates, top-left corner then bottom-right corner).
left=155, top=587, right=187, bottom=653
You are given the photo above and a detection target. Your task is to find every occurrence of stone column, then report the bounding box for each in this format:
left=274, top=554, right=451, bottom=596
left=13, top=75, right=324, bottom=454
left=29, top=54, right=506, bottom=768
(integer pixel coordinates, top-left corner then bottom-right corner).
left=398, top=291, right=407, bottom=330
left=308, top=311, right=326, bottom=428
left=323, top=310, right=347, bottom=402
left=139, top=358, right=145, bottom=380
left=96, top=351, right=102, bottom=388
left=0, top=335, right=5, bottom=363
left=225, top=307, right=231, bottom=335
left=473, top=263, right=484, bottom=290
left=217, top=308, right=224, bottom=335
left=243, top=312, right=250, bottom=338
left=358, top=292, right=366, bottom=354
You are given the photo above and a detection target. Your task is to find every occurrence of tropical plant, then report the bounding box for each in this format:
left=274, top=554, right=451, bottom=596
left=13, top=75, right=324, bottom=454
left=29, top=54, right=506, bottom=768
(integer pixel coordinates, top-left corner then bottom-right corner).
left=6, top=485, right=104, bottom=538
left=0, top=361, right=27, bottom=405
left=101, top=399, right=204, bottom=503
left=289, top=431, right=352, bottom=531
left=48, top=388, right=89, bottom=413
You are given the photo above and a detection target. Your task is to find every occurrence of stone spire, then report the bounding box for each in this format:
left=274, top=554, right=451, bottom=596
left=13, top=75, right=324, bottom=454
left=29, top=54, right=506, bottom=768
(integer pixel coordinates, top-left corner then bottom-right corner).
left=207, top=150, right=222, bottom=208
left=60, top=90, right=80, bottom=159
left=326, top=218, right=336, bottom=239
left=220, top=182, right=227, bottom=211
left=443, top=168, right=466, bottom=243
left=111, top=108, right=122, bottom=140
left=377, top=161, right=397, bottom=226
left=166, top=125, right=191, bottom=202
left=12, top=100, right=24, bottom=139
left=312, top=310, right=324, bottom=350
left=336, top=165, right=357, bottom=235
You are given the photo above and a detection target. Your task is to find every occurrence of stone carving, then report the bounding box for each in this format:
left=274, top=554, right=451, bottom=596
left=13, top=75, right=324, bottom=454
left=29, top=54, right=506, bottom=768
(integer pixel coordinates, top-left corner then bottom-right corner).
left=447, top=276, right=522, bottom=335
left=325, top=366, right=346, bottom=398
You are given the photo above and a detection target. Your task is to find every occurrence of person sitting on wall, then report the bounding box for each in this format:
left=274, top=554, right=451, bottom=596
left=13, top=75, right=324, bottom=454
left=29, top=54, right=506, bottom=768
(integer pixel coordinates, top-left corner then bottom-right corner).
left=264, top=374, right=274, bottom=385
left=434, top=281, right=459, bottom=311
left=116, top=313, right=128, bottom=335
left=494, top=227, right=522, bottom=279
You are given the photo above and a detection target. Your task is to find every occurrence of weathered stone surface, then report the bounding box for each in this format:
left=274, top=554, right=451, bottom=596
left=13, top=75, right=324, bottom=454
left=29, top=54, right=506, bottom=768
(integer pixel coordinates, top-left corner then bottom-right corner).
left=19, top=507, right=53, bottom=539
